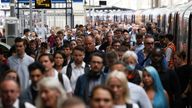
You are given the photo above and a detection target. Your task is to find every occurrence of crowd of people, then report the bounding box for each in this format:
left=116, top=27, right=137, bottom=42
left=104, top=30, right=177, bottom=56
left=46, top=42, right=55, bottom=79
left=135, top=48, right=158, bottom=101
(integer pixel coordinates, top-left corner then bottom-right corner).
left=0, top=21, right=192, bottom=108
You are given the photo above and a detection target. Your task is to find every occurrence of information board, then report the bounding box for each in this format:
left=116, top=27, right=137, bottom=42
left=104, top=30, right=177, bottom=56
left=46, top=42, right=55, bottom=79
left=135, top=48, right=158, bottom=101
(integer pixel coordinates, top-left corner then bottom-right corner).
left=35, top=0, right=51, bottom=9
left=1, top=0, right=10, bottom=3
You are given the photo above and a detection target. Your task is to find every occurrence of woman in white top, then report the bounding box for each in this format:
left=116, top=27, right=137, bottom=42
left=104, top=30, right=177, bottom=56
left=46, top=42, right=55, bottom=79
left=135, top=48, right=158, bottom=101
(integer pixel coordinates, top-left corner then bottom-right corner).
left=106, top=70, right=139, bottom=108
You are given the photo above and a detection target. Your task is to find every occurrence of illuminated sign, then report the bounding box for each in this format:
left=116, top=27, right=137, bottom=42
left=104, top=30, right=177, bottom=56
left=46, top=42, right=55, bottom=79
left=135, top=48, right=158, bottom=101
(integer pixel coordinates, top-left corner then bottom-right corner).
left=1, top=0, right=10, bottom=3
left=35, top=0, right=51, bottom=9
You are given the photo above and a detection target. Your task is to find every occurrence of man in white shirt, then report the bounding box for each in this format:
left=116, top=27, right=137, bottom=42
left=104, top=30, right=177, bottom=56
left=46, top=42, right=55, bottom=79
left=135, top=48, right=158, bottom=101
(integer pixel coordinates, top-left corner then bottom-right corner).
left=8, top=37, right=34, bottom=91
left=21, top=29, right=31, bottom=42
left=37, top=24, right=47, bottom=41
left=63, top=46, right=89, bottom=91
left=38, top=53, right=72, bottom=95
left=63, top=29, right=76, bottom=42
left=0, top=79, right=35, bottom=108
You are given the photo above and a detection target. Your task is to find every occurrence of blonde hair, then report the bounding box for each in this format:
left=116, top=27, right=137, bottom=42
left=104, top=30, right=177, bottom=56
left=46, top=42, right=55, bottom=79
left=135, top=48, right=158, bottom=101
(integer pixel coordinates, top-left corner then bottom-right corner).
left=36, top=77, right=67, bottom=108
left=105, top=70, right=130, bottom=103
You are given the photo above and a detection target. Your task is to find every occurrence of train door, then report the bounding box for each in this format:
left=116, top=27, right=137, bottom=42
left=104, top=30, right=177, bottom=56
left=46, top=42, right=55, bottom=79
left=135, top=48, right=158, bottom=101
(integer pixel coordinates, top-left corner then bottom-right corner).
left=124, top=15, right=128, bottom=23
left=187, top=13, right=192, bottom=64
left=149, top=15, right=151, bottom=22
left=149, top=14, right=153, bottom=22
left=131, top=15, right=135, bottom=23
left=142, top=15, right=145, bottom=23
left=157, top=14, right=161, bottom=28
left=173, top=12, right=179, bottom=47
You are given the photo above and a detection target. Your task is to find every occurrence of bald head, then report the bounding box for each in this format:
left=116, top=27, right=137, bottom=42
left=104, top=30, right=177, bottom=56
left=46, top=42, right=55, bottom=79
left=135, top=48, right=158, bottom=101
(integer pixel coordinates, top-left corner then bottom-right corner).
left=61, top=97, right=86, bottom=108
left=84, top=36, right=95, bottom=52
left=0, top=79, right=20, bottom=107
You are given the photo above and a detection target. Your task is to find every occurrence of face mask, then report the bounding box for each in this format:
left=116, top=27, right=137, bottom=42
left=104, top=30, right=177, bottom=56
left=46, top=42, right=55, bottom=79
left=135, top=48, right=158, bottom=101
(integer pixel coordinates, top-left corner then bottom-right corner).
left=126, top=64, right=135, bottom=71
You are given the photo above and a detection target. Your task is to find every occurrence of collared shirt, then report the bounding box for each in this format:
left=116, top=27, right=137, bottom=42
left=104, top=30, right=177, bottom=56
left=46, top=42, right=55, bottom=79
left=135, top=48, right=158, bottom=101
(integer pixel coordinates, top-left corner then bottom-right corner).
left=62, top=62, right=86, bottom=92
left=13, top=99, right=36, bottom=108
left=8, top=53, right=34, bottom=91
left=63, top=35, right=76, bottom=41
left=135, top=43, right=144, bottom=54
left=0, top=99, right=36, bottom=108
left=88, top=76, right=102, bottom=96
left=114, top=103, right=139, bottom=108
left=22, top=35, right=32, bottom=41
left=128, top=82, right=153, bottom=108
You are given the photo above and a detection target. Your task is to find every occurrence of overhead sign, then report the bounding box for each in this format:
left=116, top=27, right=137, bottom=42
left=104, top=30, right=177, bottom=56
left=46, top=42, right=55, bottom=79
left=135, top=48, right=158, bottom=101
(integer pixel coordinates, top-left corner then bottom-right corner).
left=18, top=0, right=35, bottom=3
left=18, top=0, right=83, bottom=3
left=1, top=0, right=10, bottom=3
left=99, top=1, right=106, bottom=5
left=35, top=0, right=51, bottom=9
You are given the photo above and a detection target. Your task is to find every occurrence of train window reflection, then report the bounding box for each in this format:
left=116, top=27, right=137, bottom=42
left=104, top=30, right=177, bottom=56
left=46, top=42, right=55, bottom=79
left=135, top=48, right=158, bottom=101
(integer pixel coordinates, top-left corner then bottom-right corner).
left=0, top=43, right=10, bottom=57
left=190, top=16, right=192, bottom=64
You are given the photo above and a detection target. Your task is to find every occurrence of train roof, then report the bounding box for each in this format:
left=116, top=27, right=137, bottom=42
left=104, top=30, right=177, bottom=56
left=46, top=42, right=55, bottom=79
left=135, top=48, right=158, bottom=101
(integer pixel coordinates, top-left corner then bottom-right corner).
left=0, top=42, right=10, bottom=57
left=0, top=42, right=11, bottom=50
left=142, top=7, right=170, bottom=15
left=167, top=1, right=192, bottom=14
left=134, top=1, right=192, bottom=16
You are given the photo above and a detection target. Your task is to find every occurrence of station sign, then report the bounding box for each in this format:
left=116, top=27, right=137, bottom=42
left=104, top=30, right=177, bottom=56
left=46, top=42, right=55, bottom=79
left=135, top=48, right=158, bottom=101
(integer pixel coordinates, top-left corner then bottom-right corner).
left=18, top=0, right=82, bottom=3
left=1, top=0, right=10, bottom=3
left=35, top=0, right=51, bottom=9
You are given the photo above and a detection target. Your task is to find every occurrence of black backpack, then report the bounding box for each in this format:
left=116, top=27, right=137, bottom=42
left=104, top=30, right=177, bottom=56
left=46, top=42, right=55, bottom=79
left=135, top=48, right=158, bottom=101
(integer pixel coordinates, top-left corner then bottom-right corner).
left=66, top=63, right=90, bottom=80
left=58, top=72, right=64, bottom=87
left=126, top=103, right=133, bottom=108
left=19, top=100, right=26, bottom=108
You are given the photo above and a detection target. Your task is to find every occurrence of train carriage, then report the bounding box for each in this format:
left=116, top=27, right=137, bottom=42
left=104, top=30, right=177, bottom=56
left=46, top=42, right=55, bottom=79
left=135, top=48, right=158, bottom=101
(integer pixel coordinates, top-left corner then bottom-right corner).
left=130, top=1, right=192, bottom=64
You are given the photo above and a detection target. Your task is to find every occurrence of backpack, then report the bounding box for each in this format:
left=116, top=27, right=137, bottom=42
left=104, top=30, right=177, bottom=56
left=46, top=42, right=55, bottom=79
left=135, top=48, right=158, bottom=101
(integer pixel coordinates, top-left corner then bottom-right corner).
left=126, top=103, right=133, bottom=108
left=19, top=100, right=26, bottom=108
left=58, top=72, right=64, bottom=87
left=66, top=63, right=90, bottom=80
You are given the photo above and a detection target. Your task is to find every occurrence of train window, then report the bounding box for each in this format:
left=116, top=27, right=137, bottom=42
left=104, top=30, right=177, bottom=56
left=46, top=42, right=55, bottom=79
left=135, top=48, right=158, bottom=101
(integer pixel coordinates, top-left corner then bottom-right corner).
left=131, top=15, right=135, bottom=23
left=142, top=15, right=145, bottom=23
left=173, top=13, right=179, bottom=47
left=149, top=15, right=153, bottom=22
left=168, top=14, right=172, bottom=34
